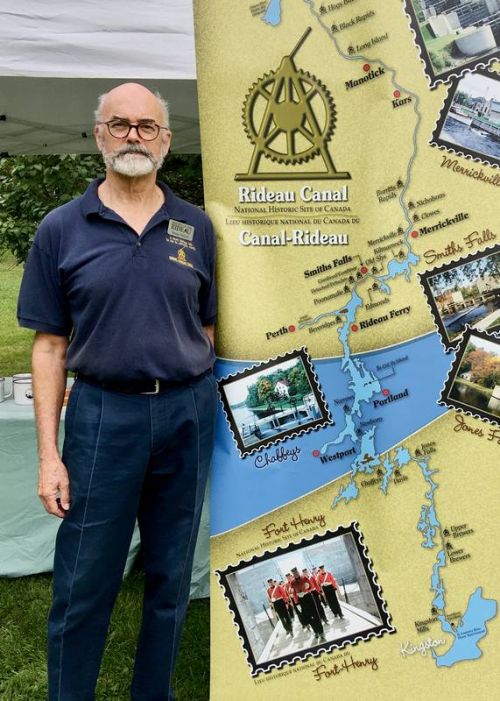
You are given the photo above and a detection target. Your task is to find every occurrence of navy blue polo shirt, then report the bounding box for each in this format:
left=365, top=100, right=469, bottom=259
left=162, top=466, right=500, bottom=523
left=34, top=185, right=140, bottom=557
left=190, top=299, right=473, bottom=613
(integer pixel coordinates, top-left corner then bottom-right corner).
left=17, top=179, right=216, bottom=382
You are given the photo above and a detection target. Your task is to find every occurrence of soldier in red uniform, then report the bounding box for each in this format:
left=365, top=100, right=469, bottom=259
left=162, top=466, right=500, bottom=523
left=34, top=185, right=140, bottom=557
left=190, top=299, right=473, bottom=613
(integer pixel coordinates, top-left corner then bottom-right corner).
left=286, top=572, right=307, bottom=627
left=266, top=578, right=293, bottom=636
left=303, top=568, right=327, bottom=624
left=289, top=568, right=325, bottom=641
left=317, top=565, right=344, bottom=618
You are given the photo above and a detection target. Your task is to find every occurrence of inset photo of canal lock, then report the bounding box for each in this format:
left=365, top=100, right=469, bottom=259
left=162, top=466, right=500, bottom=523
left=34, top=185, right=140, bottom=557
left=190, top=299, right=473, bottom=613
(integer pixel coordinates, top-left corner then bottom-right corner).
left=419, top=245, right=500, bottom=350
left=441, top=328, right=500, bottom=424
left=218, top=348, right=332, bottom=458
left=432, top=69, right=500, bottom=167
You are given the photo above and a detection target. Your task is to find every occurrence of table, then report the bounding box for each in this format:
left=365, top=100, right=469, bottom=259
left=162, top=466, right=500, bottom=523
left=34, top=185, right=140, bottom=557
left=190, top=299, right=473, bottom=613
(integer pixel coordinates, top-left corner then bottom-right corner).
left=0, top=387, right=209, bottom=598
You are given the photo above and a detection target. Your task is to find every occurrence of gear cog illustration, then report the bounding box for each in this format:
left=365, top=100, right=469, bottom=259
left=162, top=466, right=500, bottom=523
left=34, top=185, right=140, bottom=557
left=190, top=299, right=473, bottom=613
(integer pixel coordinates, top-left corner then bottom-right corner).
left=235, top=27, right=350, bottom=181
left=242, top=68, right=336, bottom=165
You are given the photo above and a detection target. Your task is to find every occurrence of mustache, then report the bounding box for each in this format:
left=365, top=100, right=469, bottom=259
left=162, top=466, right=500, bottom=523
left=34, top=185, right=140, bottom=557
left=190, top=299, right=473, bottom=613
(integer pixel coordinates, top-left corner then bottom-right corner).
left=114, top=144, right=154, bottom=160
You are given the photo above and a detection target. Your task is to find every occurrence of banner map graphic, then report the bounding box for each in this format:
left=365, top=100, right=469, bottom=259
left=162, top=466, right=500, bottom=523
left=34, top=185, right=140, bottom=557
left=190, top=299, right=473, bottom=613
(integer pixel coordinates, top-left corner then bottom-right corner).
left=194, top=1, right=499, bottom=698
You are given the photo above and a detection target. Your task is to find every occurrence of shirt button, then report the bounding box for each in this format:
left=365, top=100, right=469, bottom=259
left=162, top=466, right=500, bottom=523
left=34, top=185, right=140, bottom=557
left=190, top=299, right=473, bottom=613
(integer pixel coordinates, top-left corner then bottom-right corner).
left=136, top=241, right=142, bottom=247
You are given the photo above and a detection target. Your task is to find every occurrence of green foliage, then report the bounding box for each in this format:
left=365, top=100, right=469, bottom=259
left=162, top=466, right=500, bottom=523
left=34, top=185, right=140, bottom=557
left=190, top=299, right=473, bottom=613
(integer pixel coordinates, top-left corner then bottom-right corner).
left=245, top=361, right=311, bottom=407
left=246, top=383, right=260, bottom=408
left=429, top=50, right=445, bottom=72
left=257, top=377, right=274, bottom=404
left=0, top=154, right=102, bottom=263
left=454, top=89, right=473, bottom=108
left=0, top=256, right=33, bottom=376
left=160, top=154, right=204, bottom=207
left=0, top=153, right=204, bottom=263
left=287, top=362, right=310, bottom=396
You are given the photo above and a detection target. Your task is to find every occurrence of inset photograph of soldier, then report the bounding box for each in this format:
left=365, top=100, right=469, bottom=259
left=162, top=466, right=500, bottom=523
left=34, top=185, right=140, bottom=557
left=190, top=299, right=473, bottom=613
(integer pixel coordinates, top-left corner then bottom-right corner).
left=216, top=523, right=394, bottom=675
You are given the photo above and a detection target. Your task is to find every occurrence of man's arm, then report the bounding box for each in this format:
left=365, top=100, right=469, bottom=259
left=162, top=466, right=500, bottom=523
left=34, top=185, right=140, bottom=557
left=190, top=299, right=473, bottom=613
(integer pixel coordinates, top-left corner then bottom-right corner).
left=32, top=331, right=70, bottom=518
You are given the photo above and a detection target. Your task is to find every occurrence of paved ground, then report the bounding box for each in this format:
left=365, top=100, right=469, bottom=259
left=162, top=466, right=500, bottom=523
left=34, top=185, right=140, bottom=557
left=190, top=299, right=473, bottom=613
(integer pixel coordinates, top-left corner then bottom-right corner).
left=257, top=603, right=381, bottom=663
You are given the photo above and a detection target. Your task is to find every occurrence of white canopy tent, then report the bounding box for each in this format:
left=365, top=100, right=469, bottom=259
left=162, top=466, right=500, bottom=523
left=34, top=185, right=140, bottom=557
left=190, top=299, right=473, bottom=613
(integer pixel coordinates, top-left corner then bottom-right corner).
left=0, top=0, right=200, bottom=154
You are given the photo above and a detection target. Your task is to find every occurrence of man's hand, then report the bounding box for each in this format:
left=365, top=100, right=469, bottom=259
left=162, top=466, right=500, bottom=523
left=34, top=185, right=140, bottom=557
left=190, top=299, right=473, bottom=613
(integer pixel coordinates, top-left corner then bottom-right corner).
left=31, top=331, right=69, bottom=518
left=38, top=456, right=71, bottom=517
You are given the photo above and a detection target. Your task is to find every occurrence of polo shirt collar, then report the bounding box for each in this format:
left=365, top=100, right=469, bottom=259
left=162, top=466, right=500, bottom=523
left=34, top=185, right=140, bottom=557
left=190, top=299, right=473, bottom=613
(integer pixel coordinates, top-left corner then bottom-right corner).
left=80, top=178, right=188, bottom=223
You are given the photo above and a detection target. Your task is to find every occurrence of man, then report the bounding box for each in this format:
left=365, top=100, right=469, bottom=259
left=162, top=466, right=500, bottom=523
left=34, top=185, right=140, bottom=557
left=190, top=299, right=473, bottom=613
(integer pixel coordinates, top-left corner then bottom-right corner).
left=289, top=567, right=325, bottom=642
left=310, top=566, right=328, bottom=623
left=317, top=565, right=344, bottom=618
left=303, top=567, right=327, bottom=624
left=285, top=572, right=305, bottom=627
left=266, top=578, right=292, bottom=637
left=17, top=83, right=218, bottom=701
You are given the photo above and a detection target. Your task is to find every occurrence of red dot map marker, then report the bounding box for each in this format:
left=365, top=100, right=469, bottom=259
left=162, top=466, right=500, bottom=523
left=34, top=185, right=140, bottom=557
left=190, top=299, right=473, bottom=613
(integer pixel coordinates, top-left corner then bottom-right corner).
left=393, top=89, right=401, bottom=98
left=288, top=324, right=296, bottom=332
left=363, top=63, right=370, bottom=72
left=411, top=230, right=419, bottom=239
left=360, top=266, right=368, bottom=274
left=382, top=389, right=390, bottom=397
left=313, top=449, right=320, bottom=457
left=351, top=324, right=359, bottom=332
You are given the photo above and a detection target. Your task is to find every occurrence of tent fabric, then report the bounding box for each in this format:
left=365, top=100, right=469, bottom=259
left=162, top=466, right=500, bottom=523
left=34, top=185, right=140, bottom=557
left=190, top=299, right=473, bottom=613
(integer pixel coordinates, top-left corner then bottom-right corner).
left=0, top=0, right=196, bottom=78
left=0, top=1, right=200, bottom=154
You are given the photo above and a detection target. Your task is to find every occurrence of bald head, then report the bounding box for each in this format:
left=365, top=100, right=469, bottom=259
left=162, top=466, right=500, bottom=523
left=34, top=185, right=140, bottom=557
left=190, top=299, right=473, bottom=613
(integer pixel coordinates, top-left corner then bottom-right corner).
left=94, top=83, right=170, bottom=128
left=94, top=82, right=172, bottom=178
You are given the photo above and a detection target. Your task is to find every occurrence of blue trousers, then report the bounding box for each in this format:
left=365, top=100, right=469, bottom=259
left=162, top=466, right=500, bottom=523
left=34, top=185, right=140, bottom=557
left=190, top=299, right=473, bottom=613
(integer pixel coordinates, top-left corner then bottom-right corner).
left=48, top=372, right=217, bottom=701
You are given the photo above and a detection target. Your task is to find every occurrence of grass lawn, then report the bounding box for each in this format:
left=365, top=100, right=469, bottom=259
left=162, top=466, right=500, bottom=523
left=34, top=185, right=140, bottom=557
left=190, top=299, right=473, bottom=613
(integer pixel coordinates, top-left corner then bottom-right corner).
left=0, top=254, right=211, bottom=700
left=0, top=255, right=34, bottom=375
left=0, top=573, right=210, bottom=700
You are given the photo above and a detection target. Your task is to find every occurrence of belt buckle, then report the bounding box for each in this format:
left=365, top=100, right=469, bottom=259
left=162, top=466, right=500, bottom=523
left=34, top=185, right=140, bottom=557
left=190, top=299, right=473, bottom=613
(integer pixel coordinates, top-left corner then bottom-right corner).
left=142, top=379, right=160, bottom=395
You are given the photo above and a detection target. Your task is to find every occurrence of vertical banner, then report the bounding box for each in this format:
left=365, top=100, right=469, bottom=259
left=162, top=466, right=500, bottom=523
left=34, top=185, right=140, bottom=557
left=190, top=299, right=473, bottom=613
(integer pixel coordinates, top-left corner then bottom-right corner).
left=194, top=1, right=499, bottom=698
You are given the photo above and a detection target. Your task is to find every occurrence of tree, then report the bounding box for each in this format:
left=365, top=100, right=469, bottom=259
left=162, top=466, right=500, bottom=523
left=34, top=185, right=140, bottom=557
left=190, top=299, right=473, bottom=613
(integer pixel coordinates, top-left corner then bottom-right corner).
left=257, top=378, right=274, bottom=404
left=454, top=90, right=473, bottom=108
left=246, top=383, right=260, bottom=408
left=0, top=152, right=204, bottom=263
left=0, top=154, right=102, bottom=262
left=465, top=347, right=500, bottom=388
left=287, top=362, right=310, bottom=397
left=429, top=51, right=445, bottom=72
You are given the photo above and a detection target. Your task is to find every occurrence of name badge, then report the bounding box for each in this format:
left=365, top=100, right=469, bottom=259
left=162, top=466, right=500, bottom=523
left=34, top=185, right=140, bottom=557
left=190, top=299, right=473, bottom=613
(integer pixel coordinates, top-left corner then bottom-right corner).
left=167, top=219, right=195, bottom=242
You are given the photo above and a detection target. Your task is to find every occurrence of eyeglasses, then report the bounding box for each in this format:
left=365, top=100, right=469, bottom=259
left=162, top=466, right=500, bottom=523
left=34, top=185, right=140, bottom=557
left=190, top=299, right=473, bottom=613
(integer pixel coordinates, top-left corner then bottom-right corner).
left=96, top=119, right=170, bottom=141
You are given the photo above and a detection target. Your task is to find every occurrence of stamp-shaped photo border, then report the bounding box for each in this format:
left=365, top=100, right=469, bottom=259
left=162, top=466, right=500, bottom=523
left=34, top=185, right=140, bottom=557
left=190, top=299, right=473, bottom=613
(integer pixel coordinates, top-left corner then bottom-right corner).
left=214, top=522, right=395, bottom=676
left=403, top=1, right=500, bottom=89
left=439, top=326, right=500, bottom=426
left=430, top=68, right=500, bottom=169
left=418, top=244, right=500, bottom=352
left=217, top=347, right=333, bottom=458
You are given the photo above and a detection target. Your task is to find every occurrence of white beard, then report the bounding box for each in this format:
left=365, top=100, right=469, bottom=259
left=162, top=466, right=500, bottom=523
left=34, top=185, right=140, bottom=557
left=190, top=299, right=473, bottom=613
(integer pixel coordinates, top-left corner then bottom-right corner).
left=101, top=144, right=166, bottom=177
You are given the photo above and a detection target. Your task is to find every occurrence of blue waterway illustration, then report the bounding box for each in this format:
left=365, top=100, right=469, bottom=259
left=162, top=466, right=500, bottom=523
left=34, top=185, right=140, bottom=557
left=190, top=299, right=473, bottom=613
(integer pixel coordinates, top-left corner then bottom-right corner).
left=262, top=0, right=281, bottom=26
left=212, top=331, right=448, bottom=534
left=433, top=588, right=497, bottom=666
